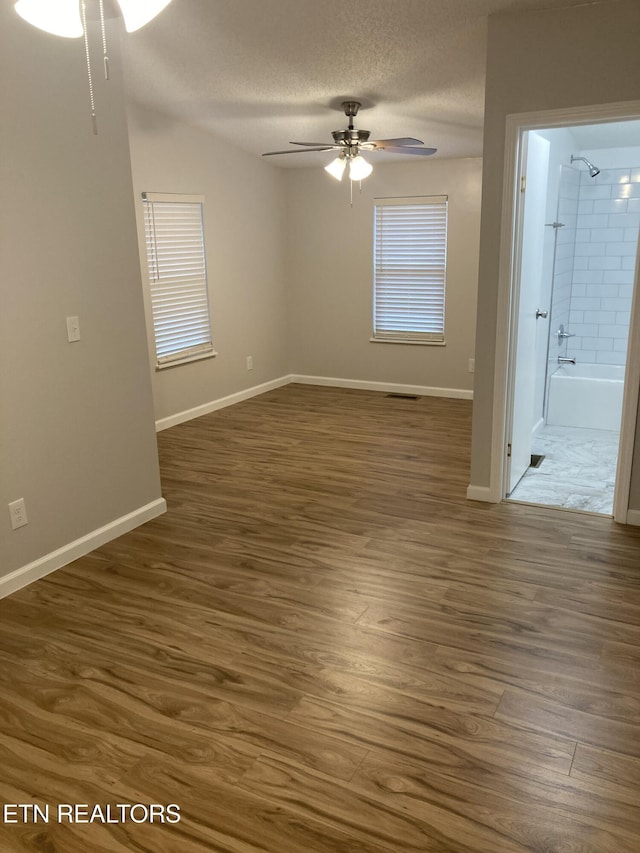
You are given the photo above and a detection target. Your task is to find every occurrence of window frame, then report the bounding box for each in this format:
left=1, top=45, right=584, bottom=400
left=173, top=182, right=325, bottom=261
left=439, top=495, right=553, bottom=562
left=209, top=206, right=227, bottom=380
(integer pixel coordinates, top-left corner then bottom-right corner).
left=142, top=192, right=216, bottom=370
left=372, top=195, right=448, bottom=346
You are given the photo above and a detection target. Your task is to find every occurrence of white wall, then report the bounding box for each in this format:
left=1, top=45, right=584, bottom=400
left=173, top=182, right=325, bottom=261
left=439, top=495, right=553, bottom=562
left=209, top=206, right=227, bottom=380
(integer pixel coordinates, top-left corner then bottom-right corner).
left=127, top=107, right=289, bottom=424
left=469, top=0, right=640, bottom=507
left=0, top=11, right=163, bottom=578
left=286, top=158, right=482, bottom=393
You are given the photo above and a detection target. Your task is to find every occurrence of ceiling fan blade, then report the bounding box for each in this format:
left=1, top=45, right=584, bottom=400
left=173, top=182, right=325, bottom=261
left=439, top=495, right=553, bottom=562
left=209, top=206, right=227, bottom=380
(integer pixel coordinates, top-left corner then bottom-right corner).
left=262, top=147, right=336, bottom=156
left=289, top=141, right=341, bottom=147
left=379, top=146, right=437, bottom=156
left=368, top=137, right=424, bottom=147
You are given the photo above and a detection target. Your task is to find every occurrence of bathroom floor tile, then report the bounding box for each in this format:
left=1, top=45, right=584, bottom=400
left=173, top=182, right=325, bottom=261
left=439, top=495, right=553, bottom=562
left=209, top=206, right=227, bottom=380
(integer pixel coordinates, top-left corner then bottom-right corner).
left=508, top=424, right=619, bottom=515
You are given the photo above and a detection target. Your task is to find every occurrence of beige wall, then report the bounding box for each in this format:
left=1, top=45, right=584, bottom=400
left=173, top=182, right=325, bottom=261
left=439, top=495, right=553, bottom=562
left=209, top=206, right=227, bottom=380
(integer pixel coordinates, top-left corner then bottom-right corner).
left=470, top=0, right=640, bottom=507
left=127, top=107, right=288, bottom=423
left=286, top=158, right=482, bottom=391
left=0, top=12, right=162, bottom=576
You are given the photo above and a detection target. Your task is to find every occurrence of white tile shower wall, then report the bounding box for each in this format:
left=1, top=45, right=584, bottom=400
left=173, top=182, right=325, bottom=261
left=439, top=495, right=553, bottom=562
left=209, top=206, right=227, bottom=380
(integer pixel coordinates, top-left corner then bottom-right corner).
left=570, top=165, right=640, bottom=365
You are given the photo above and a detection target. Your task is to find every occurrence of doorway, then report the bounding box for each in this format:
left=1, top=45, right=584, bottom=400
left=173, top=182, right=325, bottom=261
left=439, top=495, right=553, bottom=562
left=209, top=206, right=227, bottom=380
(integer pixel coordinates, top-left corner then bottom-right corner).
left=504, top=116, right=640, bottom=517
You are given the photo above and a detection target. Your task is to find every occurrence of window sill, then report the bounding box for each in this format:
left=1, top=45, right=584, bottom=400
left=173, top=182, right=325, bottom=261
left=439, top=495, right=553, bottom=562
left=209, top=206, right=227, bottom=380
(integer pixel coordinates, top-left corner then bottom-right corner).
left=156, top=350, right=218, bottom=371
left=369, top=338, right=446, bottom=347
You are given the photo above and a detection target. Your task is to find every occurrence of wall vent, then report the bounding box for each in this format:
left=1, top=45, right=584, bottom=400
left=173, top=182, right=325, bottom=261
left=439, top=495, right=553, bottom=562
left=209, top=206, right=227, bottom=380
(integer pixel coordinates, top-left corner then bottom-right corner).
left=386, top=393, right=420, bottom=400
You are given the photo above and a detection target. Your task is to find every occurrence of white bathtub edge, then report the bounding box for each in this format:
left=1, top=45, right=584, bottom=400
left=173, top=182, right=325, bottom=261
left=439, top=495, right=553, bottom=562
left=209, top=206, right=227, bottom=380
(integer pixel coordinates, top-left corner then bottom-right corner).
left=547, top=362, right=624, bottom=432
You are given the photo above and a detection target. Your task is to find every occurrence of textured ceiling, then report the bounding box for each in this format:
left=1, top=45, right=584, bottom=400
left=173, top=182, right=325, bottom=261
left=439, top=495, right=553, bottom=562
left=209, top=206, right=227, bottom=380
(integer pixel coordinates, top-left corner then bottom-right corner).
left=122, top=0, right=622, bottom=167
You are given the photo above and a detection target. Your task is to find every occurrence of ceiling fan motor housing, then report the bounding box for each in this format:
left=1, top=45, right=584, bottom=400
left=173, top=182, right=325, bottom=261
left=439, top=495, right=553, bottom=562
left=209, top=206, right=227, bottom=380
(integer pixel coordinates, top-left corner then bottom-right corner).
left=332, top=128, right=371, bottom=146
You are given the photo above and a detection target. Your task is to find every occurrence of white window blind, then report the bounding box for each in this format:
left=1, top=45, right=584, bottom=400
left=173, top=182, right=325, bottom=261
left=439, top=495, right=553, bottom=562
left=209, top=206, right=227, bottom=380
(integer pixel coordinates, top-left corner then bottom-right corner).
left=373, top=196, right=448, bottom=343
left=142, top=192, right=213, bottom=367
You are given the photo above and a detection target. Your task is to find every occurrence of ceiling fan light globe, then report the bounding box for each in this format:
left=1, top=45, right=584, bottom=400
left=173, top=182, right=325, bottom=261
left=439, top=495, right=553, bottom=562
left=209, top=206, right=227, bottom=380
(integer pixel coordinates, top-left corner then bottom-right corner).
left=14, top=0, right=173, bottom=36
left=324, top=156, right=347, bottom=181
left=14, top=0, right=83, bottom=38
left=348, top=155, right=373, bottom=181
left=116, top=0, right=174, bottom=32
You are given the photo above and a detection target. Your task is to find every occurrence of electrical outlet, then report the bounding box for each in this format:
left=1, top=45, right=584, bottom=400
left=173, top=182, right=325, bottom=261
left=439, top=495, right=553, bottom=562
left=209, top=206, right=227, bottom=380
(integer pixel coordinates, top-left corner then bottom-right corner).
left=246, top=356, right=253, bottom=371
left=468, top=358, right=475, bottom=373
left=66, top=315, right=81, bottom=342
left=9, top=498, right=28, bottom=530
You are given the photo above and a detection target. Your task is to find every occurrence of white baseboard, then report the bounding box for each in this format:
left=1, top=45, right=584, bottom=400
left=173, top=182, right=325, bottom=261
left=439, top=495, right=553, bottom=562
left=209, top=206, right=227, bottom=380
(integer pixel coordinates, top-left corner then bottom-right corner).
left=0, top=498, right=167, bottom=600
left=626, top=509, right=640, bottom=526
left=532, top=417, right=545, bottom=436
left=156, top=375, right=292, bottom=431
left=290, top=374, right=473, bottom=400
left=466, top=484, right=499, bottom=503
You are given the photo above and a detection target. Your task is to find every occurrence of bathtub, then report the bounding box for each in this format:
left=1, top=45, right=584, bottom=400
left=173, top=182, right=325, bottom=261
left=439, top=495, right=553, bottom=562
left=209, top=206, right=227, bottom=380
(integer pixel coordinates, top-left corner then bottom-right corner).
left=547, top=363, right=625, bottom=431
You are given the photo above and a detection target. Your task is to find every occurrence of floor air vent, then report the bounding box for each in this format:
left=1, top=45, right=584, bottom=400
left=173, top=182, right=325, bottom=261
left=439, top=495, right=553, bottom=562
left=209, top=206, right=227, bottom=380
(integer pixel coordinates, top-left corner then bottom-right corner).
left=386, top=393, right=420, bottom=400
left=530, top=454, right=545, bottom=468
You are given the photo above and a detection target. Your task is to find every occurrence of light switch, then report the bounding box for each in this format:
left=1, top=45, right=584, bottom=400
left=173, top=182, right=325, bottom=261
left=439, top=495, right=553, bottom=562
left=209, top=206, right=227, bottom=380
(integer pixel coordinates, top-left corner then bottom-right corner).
left=66, top=316, right=81, bottom=342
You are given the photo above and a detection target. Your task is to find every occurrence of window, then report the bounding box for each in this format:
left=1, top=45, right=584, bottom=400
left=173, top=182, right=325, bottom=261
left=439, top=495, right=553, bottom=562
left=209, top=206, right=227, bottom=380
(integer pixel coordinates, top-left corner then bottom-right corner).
left=142, top=192, right=214, bottom=368
left=373, top=195, right=448, bottom=344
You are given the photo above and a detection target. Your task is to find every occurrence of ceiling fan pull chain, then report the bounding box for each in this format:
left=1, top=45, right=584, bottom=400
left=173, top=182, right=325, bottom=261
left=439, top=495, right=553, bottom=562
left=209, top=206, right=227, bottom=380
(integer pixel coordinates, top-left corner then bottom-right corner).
left=100, top=0, right=110, bottom=80
left=80, top=0, right=98, bottom=135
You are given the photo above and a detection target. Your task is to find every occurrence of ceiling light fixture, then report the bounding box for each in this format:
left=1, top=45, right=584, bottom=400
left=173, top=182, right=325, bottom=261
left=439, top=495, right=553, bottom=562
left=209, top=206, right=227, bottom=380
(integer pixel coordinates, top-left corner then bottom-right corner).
left=348, top=155, right=372, bottom=181
left=324, top=152, right=373, bottom=183
left=324, top=155, right=347, bottom=181
left=116, top=0, right=174, bottom=33
left=15, top=0, right=84, bottom=37
left=15, top=0, right=173, bottom=35
left=14, top=0, right=173, bottom=132
left=323, top=150, right=373, bottom=207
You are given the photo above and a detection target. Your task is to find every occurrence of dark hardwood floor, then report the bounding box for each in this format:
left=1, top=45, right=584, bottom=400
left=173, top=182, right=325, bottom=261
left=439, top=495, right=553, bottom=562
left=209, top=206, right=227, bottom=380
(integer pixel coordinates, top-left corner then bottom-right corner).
left=1, top=383, right=640, bottom=851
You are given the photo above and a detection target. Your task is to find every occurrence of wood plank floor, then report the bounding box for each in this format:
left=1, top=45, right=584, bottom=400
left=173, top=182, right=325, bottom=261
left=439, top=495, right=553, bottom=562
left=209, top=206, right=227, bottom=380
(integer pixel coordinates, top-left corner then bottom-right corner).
left=1, top=383, right=640, bottom=851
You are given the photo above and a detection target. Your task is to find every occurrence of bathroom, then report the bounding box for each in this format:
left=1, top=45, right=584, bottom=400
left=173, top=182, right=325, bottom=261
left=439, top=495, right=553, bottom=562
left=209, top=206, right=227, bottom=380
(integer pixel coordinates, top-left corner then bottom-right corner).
left=508, top=120, right=640, bottom=515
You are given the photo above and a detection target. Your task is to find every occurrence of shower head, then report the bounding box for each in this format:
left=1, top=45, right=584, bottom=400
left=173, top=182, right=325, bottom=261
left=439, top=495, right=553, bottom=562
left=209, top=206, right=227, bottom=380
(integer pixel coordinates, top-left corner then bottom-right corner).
left=570, top=155, right=600, bottom=178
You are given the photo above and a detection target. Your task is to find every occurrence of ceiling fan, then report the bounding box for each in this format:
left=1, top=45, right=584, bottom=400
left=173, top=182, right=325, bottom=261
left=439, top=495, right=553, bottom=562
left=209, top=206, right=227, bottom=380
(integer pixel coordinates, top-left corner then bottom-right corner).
left=262, top=101, right=437, bottom=181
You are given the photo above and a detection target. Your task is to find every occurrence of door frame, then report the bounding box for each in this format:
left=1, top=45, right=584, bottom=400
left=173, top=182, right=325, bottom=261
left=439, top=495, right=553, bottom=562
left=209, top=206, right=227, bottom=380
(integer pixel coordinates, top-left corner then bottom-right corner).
left=489, top=100, right=640, bottom=522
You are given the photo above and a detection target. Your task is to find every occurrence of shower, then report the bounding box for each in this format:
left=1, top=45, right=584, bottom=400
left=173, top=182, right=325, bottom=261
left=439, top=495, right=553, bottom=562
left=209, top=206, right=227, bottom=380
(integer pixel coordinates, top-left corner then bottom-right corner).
left=570, top=154, right=600, bottom=177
